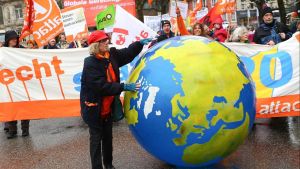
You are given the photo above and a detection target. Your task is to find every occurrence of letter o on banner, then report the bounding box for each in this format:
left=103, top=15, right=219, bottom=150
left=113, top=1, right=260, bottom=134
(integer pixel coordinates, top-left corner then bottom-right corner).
left=260, top=51, right=293, bottom=88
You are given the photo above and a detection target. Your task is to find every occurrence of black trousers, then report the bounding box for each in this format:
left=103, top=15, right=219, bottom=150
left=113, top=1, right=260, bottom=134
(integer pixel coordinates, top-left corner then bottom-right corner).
left=89, top=117, right=113, bottom=169
left=5, top=120, right=30, bottom=132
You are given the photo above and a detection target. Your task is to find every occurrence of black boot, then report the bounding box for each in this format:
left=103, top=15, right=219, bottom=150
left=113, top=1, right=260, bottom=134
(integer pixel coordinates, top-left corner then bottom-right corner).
left=104, top=164, right=115, bottom=169
left=21, top=120, right=30, bottom=137
left=4, top=122, right=9, bottom=133
left=7, top=131, right=17, bottom=139
left=22, top=129, right=29, bottom=137
left=7, top=121, right=17, bottom=139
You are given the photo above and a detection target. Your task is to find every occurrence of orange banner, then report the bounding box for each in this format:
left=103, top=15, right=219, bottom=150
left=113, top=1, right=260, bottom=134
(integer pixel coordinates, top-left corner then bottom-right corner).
left=214, top=0, right=236, bottom=15
left=1, top=95, right=299, bottom=121
left=256, top=95, right=300, bottom=118
left=32, top=0, right=64, bottom=47
left=63, top=0, right=136, bottom=27
left=0, top=100, right=80, bottom=122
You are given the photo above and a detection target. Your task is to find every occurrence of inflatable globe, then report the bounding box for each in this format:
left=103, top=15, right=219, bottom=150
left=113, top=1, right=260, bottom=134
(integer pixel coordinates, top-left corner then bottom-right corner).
left=124, top=36, right=256, bottom=168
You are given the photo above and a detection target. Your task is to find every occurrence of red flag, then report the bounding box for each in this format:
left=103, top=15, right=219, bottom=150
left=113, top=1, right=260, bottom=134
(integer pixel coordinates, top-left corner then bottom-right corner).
left=198, top=6, right=223, bottom=28
left=214, top=0, right=236, bottom=15
left=19, top=0, right=35, bottom=40
left=148, top=0, right=153, bottom=6
left=188, top=1, right=203, bottom=25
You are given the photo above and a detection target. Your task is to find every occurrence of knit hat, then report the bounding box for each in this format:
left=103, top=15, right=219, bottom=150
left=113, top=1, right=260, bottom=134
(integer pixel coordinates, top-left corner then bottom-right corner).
left=161, top=20, right=171, bottom=28
left=4, top=30, right=19, bottom=47
left=5, top=30, right=18, bottom=42
left=262, top=7, right=273, bottom=16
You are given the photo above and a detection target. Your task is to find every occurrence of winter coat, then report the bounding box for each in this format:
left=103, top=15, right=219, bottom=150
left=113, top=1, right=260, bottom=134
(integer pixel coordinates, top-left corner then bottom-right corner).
left=149, top=30, right=175, bottom=48
left=213, top=28, right=228, bottom=42
left=43, top=44, right=60, bottom=49
left=68, top=41, right=89, bottom=48
left=80, top=41, right=143, bottom=128
left=253, top=20, right=292, bottom=45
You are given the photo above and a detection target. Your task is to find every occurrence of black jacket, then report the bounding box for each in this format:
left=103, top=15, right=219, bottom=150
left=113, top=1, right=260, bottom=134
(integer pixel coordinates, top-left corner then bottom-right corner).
left=253, top=20, right=292, bottom=44
left=80, top=41, right=143, bottom=128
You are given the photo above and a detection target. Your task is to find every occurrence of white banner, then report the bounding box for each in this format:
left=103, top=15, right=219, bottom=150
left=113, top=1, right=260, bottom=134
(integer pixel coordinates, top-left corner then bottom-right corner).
left=0, top=33, right=299, bottom=121
left=196, top=8, right=208, bottom=20
left=144, top=14, right=174, bottom=33
left=111, top=5, right=157, bottom=49
left=61, top=6, right=88, bottom=42
left=169, top=0, right=188, bottom=19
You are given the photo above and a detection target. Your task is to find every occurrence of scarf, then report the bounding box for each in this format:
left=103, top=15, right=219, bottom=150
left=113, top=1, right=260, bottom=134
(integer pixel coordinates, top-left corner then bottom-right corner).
left=96, top=52, right=117, bottom=119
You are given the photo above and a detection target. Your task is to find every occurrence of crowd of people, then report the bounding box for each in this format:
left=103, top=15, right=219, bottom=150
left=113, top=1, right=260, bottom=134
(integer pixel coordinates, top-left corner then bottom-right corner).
left=0, top=6, right=299, bottom=169
left=173, top=6, right=299, bottom=45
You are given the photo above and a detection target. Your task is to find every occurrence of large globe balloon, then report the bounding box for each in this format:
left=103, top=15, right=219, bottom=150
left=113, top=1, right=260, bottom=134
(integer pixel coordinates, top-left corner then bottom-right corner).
left=124, top=36, right=256, bottom=168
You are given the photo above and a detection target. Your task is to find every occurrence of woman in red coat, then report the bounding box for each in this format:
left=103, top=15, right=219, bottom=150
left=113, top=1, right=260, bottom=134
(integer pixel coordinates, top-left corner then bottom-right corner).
left=212, top=18, right=228, bottom=42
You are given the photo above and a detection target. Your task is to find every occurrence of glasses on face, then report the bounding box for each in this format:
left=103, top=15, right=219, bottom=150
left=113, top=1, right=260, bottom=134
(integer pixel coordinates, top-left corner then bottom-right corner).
left=98, top=38, right=109, bottom=44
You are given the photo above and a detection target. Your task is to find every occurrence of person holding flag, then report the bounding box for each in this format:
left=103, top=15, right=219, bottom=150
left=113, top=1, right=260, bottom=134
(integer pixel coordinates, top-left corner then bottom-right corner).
left=80, top=30, right=151, bottom=169
left=176, top=7, right=204, bottom=36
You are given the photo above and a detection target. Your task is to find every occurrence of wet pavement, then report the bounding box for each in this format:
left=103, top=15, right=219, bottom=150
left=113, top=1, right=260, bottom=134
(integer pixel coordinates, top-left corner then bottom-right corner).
left=0, top=117, right=299, bottom=169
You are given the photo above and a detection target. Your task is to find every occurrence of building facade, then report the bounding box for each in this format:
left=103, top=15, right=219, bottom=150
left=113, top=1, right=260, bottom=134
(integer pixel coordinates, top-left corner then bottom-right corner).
left=0, top=0, right=24, bottom=32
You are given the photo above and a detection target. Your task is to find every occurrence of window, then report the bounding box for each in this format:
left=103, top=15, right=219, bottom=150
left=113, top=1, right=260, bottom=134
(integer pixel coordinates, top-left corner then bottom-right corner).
left=15, top=4, right=23, bottom=20
left=203, top=0, right=206, bottom=7
left=0, top=7, right=3, bottom=25
left=4, top=7, right=10, bottom=23
left=211, top=0, right=217, bottom=6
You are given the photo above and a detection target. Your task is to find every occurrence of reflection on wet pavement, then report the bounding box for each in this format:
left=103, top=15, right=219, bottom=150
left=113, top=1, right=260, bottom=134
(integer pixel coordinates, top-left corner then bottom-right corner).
left=0, top=117, right=299, bottom=169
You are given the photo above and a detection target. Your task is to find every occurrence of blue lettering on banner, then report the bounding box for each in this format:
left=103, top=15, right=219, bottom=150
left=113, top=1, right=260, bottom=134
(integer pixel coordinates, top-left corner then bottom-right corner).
left=73, top=72, right=82, bottom=92
left=72, top=62, right=134, bottom=93
left=240, top=51, right=293, bottom=89
left=260, top=51, right=293, bottom=88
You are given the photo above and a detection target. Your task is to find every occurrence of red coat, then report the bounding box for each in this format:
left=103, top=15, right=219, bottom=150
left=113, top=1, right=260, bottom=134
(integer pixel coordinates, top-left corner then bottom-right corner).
left=213, top=28, right=228, bottom=42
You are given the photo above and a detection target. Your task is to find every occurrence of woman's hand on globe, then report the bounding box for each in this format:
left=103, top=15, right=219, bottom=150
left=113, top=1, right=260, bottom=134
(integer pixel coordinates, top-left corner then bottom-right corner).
left=124, top=83, right=141, bottom=92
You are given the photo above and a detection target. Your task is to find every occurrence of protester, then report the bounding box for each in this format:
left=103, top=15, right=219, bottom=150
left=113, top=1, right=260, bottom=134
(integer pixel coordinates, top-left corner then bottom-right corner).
left=297, top=21, right=300, bottom=32
left=80, top=30, right=151, bottom=169
left=253, top=7, right=292, bottom=45
left=68, top=38, right=89, bottom=48
left=149, top=19, right=175, bottom=47
left=202, top=24, right=214, bottom=40
left=27, top=40, right=37, bottom=49
left=159, top=20, right=175, bottom=38
left=3, top=30, right=30, bottom=139
left=212, top=18, right=228, bottom=42
left=57, top=33, right=69, bottom=49
left=43, top=38, right=60, bottom=49
left=247, top=25, right=255, bottom=43
left=176, top=7, right=204, bottom=36
left=229, top=26, right=250, bottom=43
left=289, top=12, right=299, bottom=33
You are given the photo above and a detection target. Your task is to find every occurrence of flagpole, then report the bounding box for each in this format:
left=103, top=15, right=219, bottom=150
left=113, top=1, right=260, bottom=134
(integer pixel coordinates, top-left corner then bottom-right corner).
left=227, top=13, right=232, bottom=42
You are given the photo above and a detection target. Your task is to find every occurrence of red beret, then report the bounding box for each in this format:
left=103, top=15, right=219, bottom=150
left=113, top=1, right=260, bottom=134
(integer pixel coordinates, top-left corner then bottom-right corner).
left=88, top=30, right=108, bottom=45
